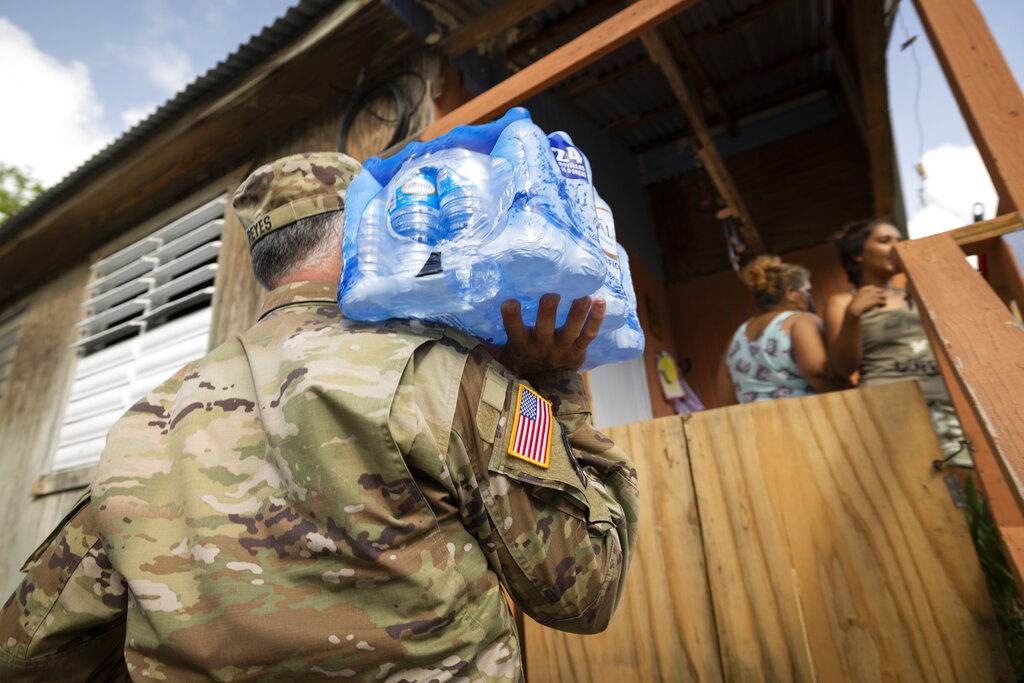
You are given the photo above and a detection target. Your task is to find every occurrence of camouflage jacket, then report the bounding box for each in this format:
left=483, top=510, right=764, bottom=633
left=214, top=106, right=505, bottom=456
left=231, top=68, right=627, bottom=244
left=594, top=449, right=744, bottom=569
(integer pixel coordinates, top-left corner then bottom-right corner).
left=0, top=281, right=639, bottom=682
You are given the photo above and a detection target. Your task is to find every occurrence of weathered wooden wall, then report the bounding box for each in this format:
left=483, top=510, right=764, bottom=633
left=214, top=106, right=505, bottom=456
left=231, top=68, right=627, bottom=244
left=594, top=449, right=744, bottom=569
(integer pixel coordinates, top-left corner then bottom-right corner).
left=0, top=264, right=91, bottom=597
left=669, top=241, right=854, bottom=409
left=525, top=382, right=1013, bottom=682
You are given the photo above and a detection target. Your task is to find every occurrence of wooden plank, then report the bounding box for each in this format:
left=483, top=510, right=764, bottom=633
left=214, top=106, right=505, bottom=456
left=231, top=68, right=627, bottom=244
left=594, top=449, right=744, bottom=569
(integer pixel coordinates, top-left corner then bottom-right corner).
left=912, top=0, right=1024, bottom=212
left=917, top=288, right=1024, bottom=596
left=896, top=233, right=1024, bottom=513
left=986, top=236, right=1024, bottom=311
left=439, top=0, right=561, bottom=58
left=641, top=28, right=766, bottom=254
left=420, top=0, right=701, bottom=140
left=950, top=211, right=1024, bottom=256
left=524, top=417, right=724, bottom=682
left=32, top=466, right=97, bottom=497
left=686, top=383, right=1013, bottom=681
left=851, top=0, right=896, bottom=218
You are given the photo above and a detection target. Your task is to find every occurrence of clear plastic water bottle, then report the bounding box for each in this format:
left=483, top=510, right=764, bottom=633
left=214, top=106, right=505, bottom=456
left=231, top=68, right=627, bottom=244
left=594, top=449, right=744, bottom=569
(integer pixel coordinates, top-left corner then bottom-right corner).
left=438, top=150, right=493, bottom=239
left=357, top=196, right=386, bottom=276
left=389, top=167, right=441, bottom=273
left=582, top=243, right=645, bottom=370
left=487, top=120, right=605, bottom=302
left=591, top=193, right=628, bottom=331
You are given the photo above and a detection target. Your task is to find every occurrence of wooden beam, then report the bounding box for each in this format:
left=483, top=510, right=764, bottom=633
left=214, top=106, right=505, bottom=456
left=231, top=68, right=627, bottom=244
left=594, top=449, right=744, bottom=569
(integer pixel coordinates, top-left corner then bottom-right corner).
left=662, top=22, right=737, bottom=136
left=507, top=0, right=625, bottom=61
left=895, top=233, right=1024, bottom=517
left=912, top=0, right=1024, bottom=213
left=421, top=0, right=701, bottom=140
left=851, top=0, right=896, bottom=218
left=915, top=273, right=1024, bottom=597
left=438, top=0, right=561, bottom=58
left=641, top=27, right=766, bottom=254
left=950, top=211, right=1024, bottom=255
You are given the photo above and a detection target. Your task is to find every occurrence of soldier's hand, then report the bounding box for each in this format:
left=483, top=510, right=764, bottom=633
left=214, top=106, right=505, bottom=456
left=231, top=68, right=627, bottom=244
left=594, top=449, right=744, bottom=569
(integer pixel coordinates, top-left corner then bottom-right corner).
left=498, top=293, right=605, bottom=376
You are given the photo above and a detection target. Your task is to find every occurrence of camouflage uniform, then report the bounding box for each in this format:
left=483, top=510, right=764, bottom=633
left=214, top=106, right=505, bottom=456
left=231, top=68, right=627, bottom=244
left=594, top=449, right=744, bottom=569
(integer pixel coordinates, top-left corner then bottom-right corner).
left=0, top=153, right=639, bottom=682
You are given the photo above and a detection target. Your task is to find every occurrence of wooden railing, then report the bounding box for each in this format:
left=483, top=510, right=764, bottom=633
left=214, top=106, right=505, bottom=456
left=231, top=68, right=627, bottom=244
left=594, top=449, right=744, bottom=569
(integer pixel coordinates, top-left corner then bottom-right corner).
left=895, top=212, right=1024, bottom=593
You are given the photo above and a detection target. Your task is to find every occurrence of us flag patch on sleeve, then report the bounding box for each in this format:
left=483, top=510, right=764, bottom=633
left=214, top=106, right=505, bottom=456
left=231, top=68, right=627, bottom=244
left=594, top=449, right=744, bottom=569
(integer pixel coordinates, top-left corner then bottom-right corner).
left=508, top=384, right=552, bottom=468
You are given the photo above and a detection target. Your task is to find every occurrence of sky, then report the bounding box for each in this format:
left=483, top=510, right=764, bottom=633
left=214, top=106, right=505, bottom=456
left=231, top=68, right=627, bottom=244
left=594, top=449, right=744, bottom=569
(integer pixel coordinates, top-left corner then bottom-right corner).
left=0, top=0, right=1022, bottom=240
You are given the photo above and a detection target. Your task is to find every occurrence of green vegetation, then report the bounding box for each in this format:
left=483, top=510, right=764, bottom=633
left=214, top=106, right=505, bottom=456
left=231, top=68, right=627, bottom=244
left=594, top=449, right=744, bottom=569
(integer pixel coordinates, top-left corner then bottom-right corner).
left=965, top=474, right=1024, bottom=677
left=0, top=163, right=44, bottom=224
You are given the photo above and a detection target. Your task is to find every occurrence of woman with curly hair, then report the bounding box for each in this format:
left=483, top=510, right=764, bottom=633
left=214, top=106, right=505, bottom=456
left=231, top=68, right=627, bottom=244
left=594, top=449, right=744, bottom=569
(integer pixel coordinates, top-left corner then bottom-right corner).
left=824, top=218, right=969, bottom=467
left=716, top=255, right=846, bottom=405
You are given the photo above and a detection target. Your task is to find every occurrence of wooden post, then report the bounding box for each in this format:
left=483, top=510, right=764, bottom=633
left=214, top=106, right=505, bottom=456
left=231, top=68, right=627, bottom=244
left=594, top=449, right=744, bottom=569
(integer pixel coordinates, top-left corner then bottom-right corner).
left=420, top=0, right=701, bottom=140
left=641, top=28, right=766, bottom=254
left=949, top=211, right=1024, bottom=255
left=912, top=0, right=1024, bottom=213
left=895, top=233, right=1024, bottom=516
left=851, top=0, right=896, bottom=219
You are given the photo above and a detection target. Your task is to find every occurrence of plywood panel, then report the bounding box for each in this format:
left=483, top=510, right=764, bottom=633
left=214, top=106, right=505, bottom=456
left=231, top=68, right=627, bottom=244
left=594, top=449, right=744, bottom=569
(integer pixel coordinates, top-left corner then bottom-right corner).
left=686, top=382, right=1013, bottom=682
left=524, top=417, right=723, bottom=683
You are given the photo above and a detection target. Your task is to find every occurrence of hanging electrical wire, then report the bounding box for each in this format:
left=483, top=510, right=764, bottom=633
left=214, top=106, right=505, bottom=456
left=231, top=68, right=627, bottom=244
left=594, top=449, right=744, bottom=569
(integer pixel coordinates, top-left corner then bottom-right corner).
left=897, top=6, right=927, bottom=208
left=337, top=71, right=427, bottom=155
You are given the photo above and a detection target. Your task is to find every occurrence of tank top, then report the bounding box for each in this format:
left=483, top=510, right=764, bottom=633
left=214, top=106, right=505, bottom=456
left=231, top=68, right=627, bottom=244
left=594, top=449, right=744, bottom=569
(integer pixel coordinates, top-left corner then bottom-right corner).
left=726, top=311, right=816, bottom=403
left=857, top=295, right=949, bottom=401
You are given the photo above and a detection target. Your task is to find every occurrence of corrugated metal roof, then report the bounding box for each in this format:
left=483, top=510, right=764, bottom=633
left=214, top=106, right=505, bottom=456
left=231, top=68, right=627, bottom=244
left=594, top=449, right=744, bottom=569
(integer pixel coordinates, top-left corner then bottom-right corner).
left=0, top=0, right=335, bottom=243
left=505, top=0, right=834, bottom=151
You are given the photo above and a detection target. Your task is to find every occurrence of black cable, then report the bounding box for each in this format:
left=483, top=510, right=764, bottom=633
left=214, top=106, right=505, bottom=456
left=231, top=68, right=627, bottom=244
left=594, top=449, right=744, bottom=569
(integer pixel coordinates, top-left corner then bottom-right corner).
left=337, top=72, right=427, bottom=155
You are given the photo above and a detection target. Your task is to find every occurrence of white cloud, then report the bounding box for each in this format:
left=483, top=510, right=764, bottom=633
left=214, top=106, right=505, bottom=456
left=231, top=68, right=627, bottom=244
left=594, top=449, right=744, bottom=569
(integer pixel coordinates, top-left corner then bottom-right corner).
left=121, top=104, right=157, bottom=129
left=133, top=42, right=194, bottom=95
left=906, top=144, right=998, bottom=239
left=0, top=18, right=112, bottom=187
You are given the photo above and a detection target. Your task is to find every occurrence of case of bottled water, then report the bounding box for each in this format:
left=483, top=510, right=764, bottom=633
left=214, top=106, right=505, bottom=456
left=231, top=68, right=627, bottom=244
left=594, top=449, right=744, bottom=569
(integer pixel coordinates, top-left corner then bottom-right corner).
left=338, top=107, right=644, bottom=367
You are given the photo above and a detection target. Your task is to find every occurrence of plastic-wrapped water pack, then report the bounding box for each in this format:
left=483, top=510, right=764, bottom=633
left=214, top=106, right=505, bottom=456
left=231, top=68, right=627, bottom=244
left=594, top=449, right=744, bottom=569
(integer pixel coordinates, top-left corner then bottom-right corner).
left=338, top=107, right=644, bottom=366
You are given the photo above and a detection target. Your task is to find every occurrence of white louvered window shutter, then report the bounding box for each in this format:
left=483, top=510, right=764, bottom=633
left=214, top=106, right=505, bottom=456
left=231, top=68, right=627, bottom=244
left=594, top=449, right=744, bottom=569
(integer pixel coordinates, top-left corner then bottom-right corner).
left=52, top=194, right=226, bottom=472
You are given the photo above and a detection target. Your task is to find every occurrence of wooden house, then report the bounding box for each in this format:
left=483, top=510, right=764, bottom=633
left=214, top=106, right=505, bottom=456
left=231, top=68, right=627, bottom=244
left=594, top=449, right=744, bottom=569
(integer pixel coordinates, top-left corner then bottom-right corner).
left=1, top=0, right=1022, bottom=678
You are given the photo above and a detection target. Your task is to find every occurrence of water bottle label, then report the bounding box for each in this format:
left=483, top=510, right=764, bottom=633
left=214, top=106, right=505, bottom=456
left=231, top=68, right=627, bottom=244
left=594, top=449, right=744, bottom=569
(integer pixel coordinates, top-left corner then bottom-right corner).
left=549, top=137, right=588, bottom=180
left=416, top=251, right=443, bottom=277
left=395, top=176, right=438, bottom=209
left=596, top=206, right=618, bottom=258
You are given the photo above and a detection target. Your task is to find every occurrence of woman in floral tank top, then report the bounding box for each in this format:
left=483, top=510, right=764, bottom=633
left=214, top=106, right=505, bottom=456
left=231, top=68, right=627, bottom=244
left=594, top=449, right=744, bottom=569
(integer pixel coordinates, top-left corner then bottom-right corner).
left=716, top=255, right=847, bottom=404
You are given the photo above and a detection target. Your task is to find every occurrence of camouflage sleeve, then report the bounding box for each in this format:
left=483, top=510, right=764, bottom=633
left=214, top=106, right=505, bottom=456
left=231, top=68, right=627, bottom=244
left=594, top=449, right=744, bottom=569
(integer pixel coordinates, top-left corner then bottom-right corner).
left=0, top=492, right=130, bottom=682
left=447, top=346, right=639, bottom=633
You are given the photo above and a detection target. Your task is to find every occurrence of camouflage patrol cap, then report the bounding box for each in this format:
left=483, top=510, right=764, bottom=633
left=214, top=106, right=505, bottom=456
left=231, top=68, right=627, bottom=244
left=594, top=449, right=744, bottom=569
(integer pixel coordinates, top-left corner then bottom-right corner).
left=233, top=152, right=361, bottom=249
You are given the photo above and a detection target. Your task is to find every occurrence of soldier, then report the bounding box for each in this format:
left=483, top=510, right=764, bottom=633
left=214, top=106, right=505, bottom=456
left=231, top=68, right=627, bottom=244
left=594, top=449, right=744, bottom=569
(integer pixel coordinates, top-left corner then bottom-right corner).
left=0, top=152, right=639, bottom=681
